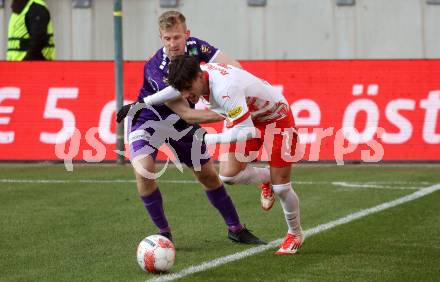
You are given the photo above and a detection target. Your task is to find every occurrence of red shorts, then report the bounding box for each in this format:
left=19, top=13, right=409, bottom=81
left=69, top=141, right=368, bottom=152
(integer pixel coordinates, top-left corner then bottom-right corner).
left=228, top=111, right=299, bottom=167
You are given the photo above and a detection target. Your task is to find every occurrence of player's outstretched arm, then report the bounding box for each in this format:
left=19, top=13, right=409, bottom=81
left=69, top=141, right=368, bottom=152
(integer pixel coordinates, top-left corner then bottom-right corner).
left=142, top=86, right=181, bottom=106
left=165, top=97, right=225, bottom=124
left=212, top=51, right=242, bottom=69
left=141, top=51, right=242, bottom=109
left=116, top=86, right=182, bottom=123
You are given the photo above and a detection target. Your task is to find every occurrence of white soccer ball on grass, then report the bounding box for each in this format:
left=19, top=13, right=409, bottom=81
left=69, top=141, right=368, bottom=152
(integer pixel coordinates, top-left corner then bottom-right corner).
left=136, top=234, right=176, bottom=273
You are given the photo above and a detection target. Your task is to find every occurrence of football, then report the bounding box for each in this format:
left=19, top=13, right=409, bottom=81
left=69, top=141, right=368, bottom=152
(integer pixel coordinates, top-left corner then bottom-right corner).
left=136, top=235, right=176, bottom=273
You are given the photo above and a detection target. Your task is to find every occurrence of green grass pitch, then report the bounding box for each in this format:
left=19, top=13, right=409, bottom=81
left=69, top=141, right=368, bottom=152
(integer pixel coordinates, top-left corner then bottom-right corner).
left=0, top=164, right=439, bottom=281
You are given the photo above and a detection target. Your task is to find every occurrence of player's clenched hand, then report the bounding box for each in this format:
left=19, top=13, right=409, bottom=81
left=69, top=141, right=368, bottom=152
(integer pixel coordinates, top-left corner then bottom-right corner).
left=116, top=103, right=134, bottom=123
left=116, top=101, right=147, bottom=123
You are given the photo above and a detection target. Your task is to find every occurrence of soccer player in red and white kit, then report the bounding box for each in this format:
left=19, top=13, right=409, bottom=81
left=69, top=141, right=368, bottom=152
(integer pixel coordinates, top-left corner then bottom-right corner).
left=116, top=11, right=265, bottom=245
left=166, top=55, right=304, bottom=255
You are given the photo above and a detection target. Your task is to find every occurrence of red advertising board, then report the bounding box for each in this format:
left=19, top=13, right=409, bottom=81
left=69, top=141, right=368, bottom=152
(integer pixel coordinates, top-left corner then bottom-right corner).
left=0, top=60, right=439, bottom=162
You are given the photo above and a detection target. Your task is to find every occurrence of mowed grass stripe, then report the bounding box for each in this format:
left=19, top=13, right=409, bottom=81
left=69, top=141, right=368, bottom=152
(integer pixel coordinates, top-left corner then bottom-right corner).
left=0, top=178, right=425, bottom=190
left=146, top=184, right=440, bottom=282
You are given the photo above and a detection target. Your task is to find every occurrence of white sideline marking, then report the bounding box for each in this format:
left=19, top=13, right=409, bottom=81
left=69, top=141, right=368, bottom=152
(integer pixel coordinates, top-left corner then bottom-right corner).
left=0, top=179, right=429, bottom=190
left=146, top=184, right=440, bottom=282
left=331, top=181, right=420, bottom=190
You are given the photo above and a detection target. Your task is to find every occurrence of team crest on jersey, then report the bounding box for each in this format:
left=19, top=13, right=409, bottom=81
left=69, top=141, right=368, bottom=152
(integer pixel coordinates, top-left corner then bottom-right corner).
left=201, top=45, right=210, bottom=53
left=227, top=106, right=243, bottom=119
left=189, top=48, right=198, bottom=56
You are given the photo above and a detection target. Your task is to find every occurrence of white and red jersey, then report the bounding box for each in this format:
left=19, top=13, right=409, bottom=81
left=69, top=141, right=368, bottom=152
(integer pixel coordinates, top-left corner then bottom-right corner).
left=200, top=63, right=290, bottom=128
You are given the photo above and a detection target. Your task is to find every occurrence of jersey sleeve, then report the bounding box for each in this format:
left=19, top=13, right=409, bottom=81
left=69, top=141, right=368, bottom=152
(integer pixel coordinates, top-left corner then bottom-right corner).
left=138, top=58, right=169, bottom=99
left=144, top=60, right=168, bottom=92
left=192, top=37, right=219, bottom=63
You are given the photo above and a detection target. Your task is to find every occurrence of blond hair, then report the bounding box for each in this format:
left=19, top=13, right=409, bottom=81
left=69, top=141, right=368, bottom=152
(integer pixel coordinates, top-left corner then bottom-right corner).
left=158, top=11, right=187, bottom=30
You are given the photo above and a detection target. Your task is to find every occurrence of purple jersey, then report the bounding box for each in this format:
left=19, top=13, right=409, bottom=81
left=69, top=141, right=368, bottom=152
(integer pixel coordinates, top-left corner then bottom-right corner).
left=135, top=37, right=219, bottom=128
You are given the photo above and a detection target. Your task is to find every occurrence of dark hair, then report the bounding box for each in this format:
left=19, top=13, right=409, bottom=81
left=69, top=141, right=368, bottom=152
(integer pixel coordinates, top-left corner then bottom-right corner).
left=167, top=55, right=202, bottom=91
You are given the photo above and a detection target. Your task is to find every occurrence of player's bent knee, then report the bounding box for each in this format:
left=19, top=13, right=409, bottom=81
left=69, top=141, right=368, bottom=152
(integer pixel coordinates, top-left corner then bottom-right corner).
left=194, top=169, right=221, bottom=188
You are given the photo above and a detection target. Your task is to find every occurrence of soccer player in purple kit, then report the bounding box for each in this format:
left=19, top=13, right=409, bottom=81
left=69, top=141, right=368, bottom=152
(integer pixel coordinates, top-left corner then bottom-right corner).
left=117, top=11, right=265, bottom=244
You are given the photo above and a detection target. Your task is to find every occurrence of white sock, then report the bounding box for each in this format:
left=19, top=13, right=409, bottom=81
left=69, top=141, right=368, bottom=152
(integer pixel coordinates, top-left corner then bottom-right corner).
left=220, top=166, right=270, bottom=185
left=272, top=182, right=302, bottom=234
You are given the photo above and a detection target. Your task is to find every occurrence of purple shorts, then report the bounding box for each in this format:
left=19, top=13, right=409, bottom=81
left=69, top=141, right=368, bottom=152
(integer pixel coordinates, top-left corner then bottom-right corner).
left=128, top=114, right=210, bottom=169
